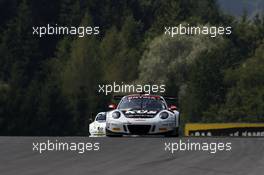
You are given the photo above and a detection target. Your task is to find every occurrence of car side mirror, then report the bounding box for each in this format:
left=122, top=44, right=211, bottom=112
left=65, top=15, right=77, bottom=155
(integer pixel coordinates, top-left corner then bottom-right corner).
left=108, top=104, right=117, bottom=109
left=169, top=105, right=177, bottom=111
left=89, top=118, right=93, bottom=123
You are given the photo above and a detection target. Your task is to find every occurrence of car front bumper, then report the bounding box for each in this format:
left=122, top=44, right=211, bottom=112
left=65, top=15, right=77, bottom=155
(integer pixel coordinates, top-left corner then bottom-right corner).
left=106, top=121, right=177, bottom=135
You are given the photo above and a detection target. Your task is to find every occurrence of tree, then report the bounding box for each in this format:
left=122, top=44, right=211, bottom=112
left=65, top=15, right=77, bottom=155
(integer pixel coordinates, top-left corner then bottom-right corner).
left=212, top=42, right=264, bottom=122
left=137, top=27, right=229, bottom=122
left=100, top=16, right=142, bottom=82
left=58, top=14, right=104, bottom=134
left=0, top=0, right=43, bottom=135
left=59, top=0, right=82, bottom=26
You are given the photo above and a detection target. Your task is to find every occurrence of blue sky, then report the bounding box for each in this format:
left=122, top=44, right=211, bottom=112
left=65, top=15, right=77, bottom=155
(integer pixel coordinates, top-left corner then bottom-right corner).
left=218, top=0, right=264, bottom=18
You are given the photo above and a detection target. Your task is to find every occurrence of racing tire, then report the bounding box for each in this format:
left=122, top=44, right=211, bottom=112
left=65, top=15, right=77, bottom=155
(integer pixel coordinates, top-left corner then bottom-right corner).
left=106, top=129, right=123, bottom=137
left=165, top=128, right=179, bottom=137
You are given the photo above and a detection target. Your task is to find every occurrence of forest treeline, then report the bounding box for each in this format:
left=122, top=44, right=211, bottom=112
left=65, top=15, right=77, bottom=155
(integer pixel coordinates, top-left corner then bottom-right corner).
left=0, top=0, right=263, bottom=135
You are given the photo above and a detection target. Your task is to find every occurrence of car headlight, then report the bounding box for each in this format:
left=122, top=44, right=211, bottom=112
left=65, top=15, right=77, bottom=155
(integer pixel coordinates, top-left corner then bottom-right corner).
left=160, top=112, right=169, bottom=119
left=112, top=111, right=121, bottom=119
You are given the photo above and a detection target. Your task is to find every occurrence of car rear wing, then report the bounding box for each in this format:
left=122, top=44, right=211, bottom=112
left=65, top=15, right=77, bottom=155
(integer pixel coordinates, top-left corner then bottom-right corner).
left=113, top=95, right=177, bottom=101
left=163, top=96, right=178, bottom=107
left=163, top=96, right=176, bottom=100
left=113, top=95, right=124, bottom=101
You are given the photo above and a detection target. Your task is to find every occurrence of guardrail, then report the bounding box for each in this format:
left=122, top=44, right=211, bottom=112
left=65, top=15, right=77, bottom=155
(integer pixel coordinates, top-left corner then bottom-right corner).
left=185, top=123, right=264, bottom=137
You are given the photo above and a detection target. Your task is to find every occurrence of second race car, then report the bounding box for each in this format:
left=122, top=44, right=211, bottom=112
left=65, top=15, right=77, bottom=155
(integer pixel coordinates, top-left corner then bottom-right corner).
left=89, top=112, right=107, bottom=137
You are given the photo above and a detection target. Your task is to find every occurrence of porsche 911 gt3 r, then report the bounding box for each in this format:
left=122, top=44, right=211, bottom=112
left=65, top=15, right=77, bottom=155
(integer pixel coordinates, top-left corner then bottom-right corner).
left=106, top=94, right=180, bottom=137
left=89, top=112, right=106, bottom=137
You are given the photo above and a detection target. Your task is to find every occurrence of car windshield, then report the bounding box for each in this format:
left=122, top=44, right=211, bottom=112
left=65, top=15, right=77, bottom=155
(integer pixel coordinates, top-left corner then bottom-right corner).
left=96, top=113, right=106, bottom=121
left=118, top=96, right=166, bottom=111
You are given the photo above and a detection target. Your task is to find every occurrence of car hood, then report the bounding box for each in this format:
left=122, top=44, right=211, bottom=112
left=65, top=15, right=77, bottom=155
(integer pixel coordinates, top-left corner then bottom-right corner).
left=90, top=121, right=106, bottom=127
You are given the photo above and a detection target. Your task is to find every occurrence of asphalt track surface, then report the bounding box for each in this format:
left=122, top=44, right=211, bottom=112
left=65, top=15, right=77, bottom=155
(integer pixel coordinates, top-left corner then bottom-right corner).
left=0, top=137, right=264, bottom=175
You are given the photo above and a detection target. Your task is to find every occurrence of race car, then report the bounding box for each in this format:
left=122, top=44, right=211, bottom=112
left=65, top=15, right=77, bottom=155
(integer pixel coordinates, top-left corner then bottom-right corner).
left=106, top=94, right=180, bottom=137
left=89, top=112, right=106, bottom=137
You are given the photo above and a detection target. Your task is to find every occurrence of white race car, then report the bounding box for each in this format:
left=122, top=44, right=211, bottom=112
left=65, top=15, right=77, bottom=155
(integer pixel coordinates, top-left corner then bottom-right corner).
left=106, top=94, right=180, bottom=137
left=89, top=112, right=106, bottom=137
